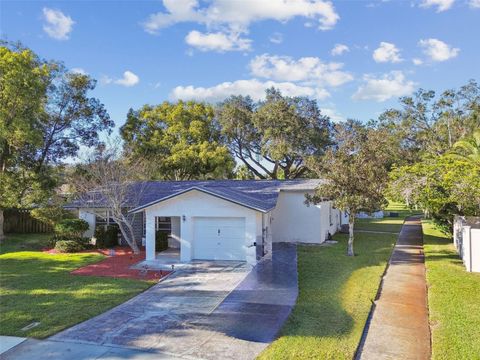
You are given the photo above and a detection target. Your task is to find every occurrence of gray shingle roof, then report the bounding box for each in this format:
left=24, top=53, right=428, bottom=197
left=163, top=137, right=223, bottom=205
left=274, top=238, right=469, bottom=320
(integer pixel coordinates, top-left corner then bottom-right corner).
left=66, top=179, right=322, bottom=213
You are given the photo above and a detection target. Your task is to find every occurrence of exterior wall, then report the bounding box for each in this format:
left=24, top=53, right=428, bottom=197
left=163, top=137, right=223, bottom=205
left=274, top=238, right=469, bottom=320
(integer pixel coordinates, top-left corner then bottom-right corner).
left=271, top=191, right=341, bottom=244
left=79, top=209, right=95, bottom=238
left=453, top=216, right=480, bottom=272
left=143, top=190, right=261, bottom=266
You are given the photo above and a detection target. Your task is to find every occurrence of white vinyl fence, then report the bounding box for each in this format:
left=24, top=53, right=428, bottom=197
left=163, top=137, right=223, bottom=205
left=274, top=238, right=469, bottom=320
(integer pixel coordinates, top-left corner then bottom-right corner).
left=453, top=216, right=480, bottom=273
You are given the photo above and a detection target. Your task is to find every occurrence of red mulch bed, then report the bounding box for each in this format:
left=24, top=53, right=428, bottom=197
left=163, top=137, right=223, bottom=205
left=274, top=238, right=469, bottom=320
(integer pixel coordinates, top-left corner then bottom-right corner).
left=43, top=246, right=170, bottom=281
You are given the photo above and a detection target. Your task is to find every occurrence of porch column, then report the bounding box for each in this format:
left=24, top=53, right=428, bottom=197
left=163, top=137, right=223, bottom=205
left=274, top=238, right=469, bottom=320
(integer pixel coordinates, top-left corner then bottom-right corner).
left=146, top=212, right=155, bottom=261
left=180, top=216, right=192, bottom=262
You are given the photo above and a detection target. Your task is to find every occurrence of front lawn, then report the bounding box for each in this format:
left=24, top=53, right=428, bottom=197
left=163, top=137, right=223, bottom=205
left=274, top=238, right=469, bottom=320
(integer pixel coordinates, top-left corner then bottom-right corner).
left=422, top=220, right=480, bottom=359
left=0, top=233, right=153, bottom=338
left=259, top=231, right=396, bottom=360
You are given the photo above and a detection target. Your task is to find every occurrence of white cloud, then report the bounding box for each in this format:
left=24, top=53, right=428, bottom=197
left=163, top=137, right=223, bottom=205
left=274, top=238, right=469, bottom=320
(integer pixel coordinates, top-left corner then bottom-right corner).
left=352, top=71, right=416, bottom=102
left=185, top=30, right=251, bottom=52
left=321, top=107, right=345, bottom=122
left=42, top=8, right=74, bottom=40
left=249, top=54, right=353, bottom=87
left=420, top=0, right=455, bottom=12
left=170, top=79, right=330, bottom=102
left=418, top=38, right=459, bottom=61
left=470, top=0, right=480, bottom=8
left=143, top=0, right=339, bottom=34
left=372, top=42, right=402, bottom=63
left=102, top=71, right=140, bottom=87
left=412, top=58, right=423, bottom=66
left=70, top=67, right=87, bottom=75
left=269, top=32, right=283, bottom=44
left=331, top=43, right=349, bottom=56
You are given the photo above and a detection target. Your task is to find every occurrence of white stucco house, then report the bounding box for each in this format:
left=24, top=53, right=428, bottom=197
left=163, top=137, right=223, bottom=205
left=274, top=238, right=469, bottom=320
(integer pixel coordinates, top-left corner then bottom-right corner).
left=68, top=180, right=348, bottom=266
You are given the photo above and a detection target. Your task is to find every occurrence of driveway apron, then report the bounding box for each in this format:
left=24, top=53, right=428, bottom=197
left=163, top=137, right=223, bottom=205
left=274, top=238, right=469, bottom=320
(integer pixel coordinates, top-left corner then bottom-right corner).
left=6, top=243, right=298, bottom=360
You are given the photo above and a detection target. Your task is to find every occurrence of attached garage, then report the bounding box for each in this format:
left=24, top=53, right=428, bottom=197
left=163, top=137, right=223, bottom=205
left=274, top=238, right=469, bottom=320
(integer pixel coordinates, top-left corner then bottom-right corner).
left=193, top=217, right=246, bottom=261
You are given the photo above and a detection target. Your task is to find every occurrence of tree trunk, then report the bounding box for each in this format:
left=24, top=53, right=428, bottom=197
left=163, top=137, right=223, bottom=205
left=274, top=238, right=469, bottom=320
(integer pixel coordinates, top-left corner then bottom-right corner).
left=347, top=212, right=355, bottom=256
left=0, top=209, right=4, bottom=243
left=118, top=220, right=140, bottom=254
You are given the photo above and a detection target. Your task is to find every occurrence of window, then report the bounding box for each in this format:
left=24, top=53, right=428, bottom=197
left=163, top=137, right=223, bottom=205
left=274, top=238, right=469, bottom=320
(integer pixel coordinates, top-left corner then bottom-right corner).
left=155, top=217, right=172, bottom=234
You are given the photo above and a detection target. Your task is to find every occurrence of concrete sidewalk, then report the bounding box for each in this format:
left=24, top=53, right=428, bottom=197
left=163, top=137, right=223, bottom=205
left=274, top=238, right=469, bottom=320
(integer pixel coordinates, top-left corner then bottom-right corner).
left=358, top=216, right=431, bottom=360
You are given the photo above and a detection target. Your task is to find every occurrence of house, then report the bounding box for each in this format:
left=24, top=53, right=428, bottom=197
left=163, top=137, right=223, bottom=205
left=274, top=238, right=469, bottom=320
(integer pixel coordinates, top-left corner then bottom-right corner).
left=67, top=180, right=348, bottom=266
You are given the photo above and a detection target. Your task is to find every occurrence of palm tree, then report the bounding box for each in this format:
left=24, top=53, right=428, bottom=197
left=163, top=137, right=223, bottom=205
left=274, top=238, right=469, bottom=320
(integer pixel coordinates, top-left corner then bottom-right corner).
left=451, top=129, right=480, bottom=166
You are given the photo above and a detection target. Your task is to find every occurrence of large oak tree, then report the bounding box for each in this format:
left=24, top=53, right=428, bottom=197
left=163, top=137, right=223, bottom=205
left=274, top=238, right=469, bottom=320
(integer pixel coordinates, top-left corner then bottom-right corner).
left=217, top=88, right=332, bottom=179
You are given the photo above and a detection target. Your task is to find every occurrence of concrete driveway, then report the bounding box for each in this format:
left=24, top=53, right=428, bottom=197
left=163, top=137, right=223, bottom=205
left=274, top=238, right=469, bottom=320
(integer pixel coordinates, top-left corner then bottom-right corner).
left=4, top=244, right=297, bottom=360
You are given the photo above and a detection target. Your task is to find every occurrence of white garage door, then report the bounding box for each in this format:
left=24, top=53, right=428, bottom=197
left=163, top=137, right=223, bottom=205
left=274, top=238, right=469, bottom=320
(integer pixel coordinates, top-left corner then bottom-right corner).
left=193, top=217, right=246, bottom=261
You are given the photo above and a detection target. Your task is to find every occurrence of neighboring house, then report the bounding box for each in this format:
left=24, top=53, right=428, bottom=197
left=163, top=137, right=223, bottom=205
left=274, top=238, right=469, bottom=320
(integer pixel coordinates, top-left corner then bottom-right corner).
left=454, top=215, right=480, bottom=272
left=66, top=180, right=348, bottom=266
left=357, top=210, right=384, bottom=219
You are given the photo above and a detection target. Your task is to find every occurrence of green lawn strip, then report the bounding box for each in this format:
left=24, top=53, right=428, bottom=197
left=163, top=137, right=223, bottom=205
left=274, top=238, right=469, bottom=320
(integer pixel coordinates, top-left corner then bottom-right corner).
left=354, top=202, right=422, bottom=233
left=259, top=231, right=396, bottom=360
left=422, top=220, right=480, bottom=359
left=0, top=234, right=153, bottom=338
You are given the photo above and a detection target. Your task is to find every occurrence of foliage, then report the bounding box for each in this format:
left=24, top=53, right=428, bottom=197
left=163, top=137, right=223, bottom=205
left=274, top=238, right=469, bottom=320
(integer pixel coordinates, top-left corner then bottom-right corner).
left=155, top=231, right=169, bottom=252
left=54, top=218, right=89, bottom=238
left=259, top=225, right=396, bottom=359
left=121, top=102, right=235, bottom=180
left=54, top=239, right=86, bottom=253
left=388, top=132, right=480, bottom=232
left=422, top=220, right=480, bottom=359
left=94, top=225, right=119, bottom=248
left=308, top=120, right=392, bottom=255
left=0, top=42, right=112, bottom=239
left=379, top=80, right=480, bottom=161
left=30, top=198, right=74, bottom=227
left=217, top=88, right=332, bottom=179
left=0, top=233, right=151, bottom=338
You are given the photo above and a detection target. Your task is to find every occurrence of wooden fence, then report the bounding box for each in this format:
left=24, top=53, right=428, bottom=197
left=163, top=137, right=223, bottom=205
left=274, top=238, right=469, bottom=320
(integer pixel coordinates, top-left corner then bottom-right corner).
left=3, top=209, right=52, bottom=234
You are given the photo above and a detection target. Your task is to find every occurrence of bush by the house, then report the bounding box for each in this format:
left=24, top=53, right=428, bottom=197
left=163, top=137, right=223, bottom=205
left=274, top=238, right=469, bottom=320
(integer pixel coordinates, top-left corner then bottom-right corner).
left=54, top=218, right=89, bottom=238
left=155, top=231, right=169, bottom=252
left=94, top=225, right=119, bottom=248
left=54, top=240, right=86, bottom=253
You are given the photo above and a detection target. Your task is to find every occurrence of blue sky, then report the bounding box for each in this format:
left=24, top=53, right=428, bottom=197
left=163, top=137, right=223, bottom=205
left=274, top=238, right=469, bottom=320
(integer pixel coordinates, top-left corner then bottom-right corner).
left=2, top=0, right=479, bottom=131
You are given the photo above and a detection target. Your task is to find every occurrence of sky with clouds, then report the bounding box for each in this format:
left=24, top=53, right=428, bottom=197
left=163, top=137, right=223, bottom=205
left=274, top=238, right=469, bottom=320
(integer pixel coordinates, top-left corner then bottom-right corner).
left=1, top=0, right=479, bottom=128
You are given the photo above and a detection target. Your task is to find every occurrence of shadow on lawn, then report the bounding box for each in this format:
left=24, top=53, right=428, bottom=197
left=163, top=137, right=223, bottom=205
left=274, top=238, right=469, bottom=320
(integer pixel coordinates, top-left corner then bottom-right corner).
left=275, top=232, right=396, bottom=341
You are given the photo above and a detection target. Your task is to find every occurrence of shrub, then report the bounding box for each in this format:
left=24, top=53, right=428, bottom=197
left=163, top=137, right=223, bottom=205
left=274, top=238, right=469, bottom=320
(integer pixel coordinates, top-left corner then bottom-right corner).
left=155, top=231, right=169, bottom=252
left=54, top=240, right=86, bottom=253
left=31, top=204, right=75, bottom=228
left=55, top=219, right=89, bottom=238
left=94, top=225, right=119, bottom=248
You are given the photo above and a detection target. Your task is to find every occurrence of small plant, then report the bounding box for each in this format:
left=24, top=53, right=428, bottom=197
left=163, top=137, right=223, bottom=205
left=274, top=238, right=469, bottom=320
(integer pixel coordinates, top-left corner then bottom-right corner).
left=54, top=240, right=86, bottom=253
left=54, top=219, right=89, bottom=238
left=94, top=225, right=119, bottom=248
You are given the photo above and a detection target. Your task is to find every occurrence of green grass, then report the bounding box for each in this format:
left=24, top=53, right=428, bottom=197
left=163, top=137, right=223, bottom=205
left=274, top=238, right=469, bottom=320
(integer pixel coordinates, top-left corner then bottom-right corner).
left=422, top=220, right=480, bottom=359
left=0, top=233, right=153, bottom=338
left=354, top=202, right=422, bottom=233
left=259, top=231, right=396, bottom=359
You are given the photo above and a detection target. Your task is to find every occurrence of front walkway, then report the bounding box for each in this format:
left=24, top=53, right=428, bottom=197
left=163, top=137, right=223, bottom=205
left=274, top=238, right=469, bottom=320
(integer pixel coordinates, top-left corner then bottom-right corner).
left=358, top=216, right=431, bottom=360
left=4, top=244, right=297, bottom=360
